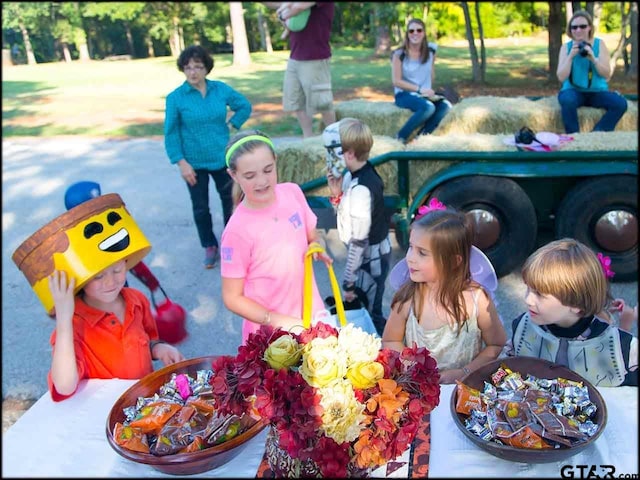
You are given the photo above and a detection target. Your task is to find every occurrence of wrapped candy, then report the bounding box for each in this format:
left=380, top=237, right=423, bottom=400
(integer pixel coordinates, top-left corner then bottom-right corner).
left=457, top=365, right=600, bottom=450
left=114, top=422, right=150, bottom=453
left=117, top=368, right=254, bottom=457
left=455, top=381, right=484, bottom=415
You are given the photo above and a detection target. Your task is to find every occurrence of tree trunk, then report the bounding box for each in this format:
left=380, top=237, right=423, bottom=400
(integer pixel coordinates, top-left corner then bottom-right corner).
left=230, top=2, right=251, bottom=67
left=591, top=2, right=602, bottom=32
left=18, top=20, right=37, bottom=65
left=628, top=1, right=638, bottom=75
left=566, top=2, right=574, bottom=23
left=474, top=2, right=486, bottom=83
left=257, top=9, right=273, bottom=53
left=460, top=2, right=481, bottom=83
left=62, top=43, right=72, bottom=62
left=146, top=36, right=155, bottom=57
left=169, top=16, right=181, bottom=57
left=76, top=28, right=91, bottom=62
left=572, top=1, right=583, bottom=13
left=374, top=25, right=391, bottom=56
left=78, top=43, right=90, bottom=61
left=125, top=22, right=135, bottom=56
left=610, top=2, right=630, bottom=72
left=586, top=1, right=595, bottom=16
left=548, top=1, right=564, bottom=83
left=373, top=4, right=391, bottom=57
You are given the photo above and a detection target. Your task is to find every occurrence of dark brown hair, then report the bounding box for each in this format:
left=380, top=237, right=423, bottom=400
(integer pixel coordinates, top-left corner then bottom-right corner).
left=177, top=45, right=214, bottom=74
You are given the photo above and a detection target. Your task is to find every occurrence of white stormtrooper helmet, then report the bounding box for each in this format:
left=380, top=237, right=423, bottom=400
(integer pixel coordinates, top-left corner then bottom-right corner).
left=322, top=120, right=346, bottom=178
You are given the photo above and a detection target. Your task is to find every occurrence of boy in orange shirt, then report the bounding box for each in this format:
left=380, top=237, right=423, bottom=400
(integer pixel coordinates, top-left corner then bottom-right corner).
left=47, top=260, right=184, bottom=401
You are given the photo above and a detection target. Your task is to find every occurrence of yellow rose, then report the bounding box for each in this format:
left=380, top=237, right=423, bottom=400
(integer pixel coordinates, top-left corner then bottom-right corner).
left=299, top=344, right=346, bottom=387
left=263, top=335, right=301, bottom=370
left=346, top=361, right=385, bottom=390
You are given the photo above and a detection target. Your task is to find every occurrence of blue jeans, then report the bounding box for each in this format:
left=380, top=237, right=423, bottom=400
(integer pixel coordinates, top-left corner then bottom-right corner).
left=557, top=89, right=628, bottom=133
left=395, top=92, right=452, bottom=140
left=419, top=98, right=452, bottom=135
left=187, top=168, right=233, bottom=248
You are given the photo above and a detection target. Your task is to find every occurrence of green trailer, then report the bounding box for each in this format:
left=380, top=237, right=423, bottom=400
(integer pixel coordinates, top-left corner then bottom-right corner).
left=301, top=148, right=638, bottom=282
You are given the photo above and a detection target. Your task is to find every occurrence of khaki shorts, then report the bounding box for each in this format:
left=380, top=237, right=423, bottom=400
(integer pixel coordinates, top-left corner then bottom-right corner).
left=283, top=58, right=334, bottom=114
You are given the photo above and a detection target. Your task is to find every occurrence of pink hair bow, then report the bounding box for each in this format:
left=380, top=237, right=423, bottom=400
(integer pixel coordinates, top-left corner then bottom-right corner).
left=597, top=252, right=615, bottom=279
left=415, top=197, right=446, bottom=220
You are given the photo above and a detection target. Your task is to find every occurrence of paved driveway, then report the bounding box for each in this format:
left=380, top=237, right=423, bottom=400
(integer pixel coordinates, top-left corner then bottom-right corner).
left=2, top=137, right=636, bottom=399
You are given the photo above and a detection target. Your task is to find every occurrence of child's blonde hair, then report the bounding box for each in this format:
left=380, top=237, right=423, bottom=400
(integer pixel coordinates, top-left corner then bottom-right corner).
left=521, top=238, right=608, bottom=316
left=225, top=129, right=276, bottom=207
left=391, top=208, right=479, bottom=333
left=339, top=117, right=373, bottom=163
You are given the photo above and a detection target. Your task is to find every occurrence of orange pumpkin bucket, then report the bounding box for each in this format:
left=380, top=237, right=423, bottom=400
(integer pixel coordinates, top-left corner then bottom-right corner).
left=12, top=193, right=152, bottom=315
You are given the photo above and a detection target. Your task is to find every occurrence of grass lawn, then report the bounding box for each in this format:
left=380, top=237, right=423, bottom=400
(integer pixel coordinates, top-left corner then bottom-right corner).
left=2, top=33, right=637, bottom=138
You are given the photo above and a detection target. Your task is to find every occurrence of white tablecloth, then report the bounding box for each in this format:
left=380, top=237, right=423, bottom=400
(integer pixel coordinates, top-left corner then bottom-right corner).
left=429, top=384, right=638, bottom=478
left=2, top=379, right=638, bottom=477
left=2, top=379, right=267, bottom=478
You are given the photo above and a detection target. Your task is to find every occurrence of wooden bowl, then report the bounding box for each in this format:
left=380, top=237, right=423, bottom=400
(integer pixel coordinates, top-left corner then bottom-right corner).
left=450, top=356, right=607, bottom=464
left=106, top=356, right=268, bottom=475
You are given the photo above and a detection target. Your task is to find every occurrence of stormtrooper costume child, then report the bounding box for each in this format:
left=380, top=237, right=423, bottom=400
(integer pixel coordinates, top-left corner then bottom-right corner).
left=323, top=120, right=392, bottom=335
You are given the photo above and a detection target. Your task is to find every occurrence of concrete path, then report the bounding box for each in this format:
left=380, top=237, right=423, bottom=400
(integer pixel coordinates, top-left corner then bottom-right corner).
left=2, top=136, right=637, bottom=400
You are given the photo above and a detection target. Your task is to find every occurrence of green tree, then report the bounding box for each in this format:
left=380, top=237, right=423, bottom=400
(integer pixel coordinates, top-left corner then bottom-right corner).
left=2, top=2, right=50, bottom=64
left=83, top=2, right=146, bottom=56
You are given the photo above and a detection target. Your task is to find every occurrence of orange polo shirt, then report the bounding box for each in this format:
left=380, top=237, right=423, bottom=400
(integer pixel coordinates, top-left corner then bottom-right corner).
left=47, top=287, right=160, bottom=402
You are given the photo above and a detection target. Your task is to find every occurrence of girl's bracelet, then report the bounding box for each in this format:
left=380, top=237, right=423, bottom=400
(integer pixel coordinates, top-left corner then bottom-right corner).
left=263, top=310, right=272, bottom=325
left=149, top=340, right=167, bottom=359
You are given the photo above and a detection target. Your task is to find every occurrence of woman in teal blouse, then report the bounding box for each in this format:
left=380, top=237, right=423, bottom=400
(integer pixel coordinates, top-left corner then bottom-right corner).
left=556, top=10, right=627, bottom=133
left=164, top=45, right=252, bottom=268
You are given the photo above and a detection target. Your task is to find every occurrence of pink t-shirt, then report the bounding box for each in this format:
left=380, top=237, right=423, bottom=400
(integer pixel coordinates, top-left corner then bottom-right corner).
left=220, top=183, right=325, bottom=343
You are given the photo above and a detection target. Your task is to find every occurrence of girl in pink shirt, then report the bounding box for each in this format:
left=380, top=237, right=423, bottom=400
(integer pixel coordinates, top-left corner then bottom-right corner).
left=220, top=130, right=331, bottom=344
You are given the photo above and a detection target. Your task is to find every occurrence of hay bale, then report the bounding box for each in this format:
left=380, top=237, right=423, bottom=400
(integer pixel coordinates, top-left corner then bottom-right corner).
left=403, top=133, right=514, bottom=194
left=555, top=131, right=638, bottom=151
left=406, top=132, right=513, bottom=152
left=436, top=95, right=638, bottom=135
left=335, top=99, right=410, bottom=137
left=336, top=96, right=637, bottom=139
left=434, top=96, right=557, bottom=136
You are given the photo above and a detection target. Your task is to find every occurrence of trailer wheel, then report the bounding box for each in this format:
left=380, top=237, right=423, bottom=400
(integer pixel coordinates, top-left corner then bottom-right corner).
left=555, top=175, right=637, bottom=282
left=430, top=176, right=537, bottom=278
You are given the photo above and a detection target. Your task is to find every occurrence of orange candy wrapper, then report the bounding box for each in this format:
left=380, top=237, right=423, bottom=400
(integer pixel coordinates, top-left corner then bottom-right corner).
left=455, top=381, right=484, bottom=415
left=114, top=422, right=150, bottom=453
left=128, top=401, right=182, bottom=435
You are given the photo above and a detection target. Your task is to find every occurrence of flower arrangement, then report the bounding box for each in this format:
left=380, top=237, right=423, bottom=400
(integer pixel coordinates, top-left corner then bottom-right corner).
left=209, top=322, right=440, bottom=477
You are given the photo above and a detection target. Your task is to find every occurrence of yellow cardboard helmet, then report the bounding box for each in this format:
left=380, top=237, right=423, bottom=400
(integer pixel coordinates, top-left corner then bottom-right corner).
left=12, top=193, right=151, bottom=315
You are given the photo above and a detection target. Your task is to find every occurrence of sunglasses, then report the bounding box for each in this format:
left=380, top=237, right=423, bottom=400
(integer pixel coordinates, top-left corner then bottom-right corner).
left=570, top=24, right=589, bottom=30
left=408, top=28, right=423, bottom=34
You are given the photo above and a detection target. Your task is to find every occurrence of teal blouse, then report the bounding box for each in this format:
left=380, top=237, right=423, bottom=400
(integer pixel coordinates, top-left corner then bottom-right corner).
left=164, top=79, right=251, bottom=170
left=561, top=38, right=609, bottom=92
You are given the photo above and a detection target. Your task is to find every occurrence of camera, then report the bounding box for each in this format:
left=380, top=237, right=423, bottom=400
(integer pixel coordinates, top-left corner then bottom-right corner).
left=578, top=41, right=591, bottom=57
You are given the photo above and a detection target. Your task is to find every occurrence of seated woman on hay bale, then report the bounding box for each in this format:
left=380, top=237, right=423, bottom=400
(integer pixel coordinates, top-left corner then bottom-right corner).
left=556, top=10, right=627, bottom=134
left=391, top=18, right=452, bottom=144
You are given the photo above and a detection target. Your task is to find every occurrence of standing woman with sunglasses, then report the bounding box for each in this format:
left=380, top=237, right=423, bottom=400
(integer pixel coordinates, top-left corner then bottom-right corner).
left=391, top=19, right=452, bottom=144
left=556, top=10, right=627, bottom=133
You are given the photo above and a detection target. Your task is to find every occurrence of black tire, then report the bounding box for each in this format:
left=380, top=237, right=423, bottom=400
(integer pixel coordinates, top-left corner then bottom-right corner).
left=555, top=175, right=637, bottom=282
left=430, top=176, right=538, bottom=278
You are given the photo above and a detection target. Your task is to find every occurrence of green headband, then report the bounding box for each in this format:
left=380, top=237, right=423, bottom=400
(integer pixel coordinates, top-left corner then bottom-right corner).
left=225, top=135, right=275, bottom=167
